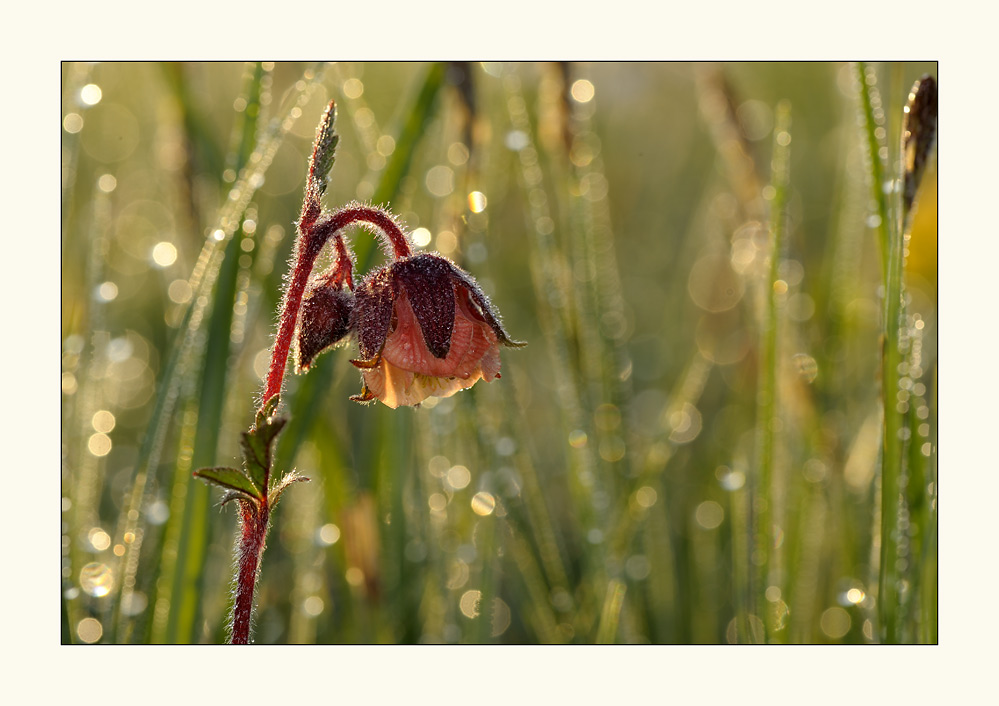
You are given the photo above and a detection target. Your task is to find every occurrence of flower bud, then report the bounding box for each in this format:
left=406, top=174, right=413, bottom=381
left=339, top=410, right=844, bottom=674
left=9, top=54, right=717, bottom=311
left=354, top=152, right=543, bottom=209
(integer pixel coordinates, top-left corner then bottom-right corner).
left=297, top=281, right=354, bottom=372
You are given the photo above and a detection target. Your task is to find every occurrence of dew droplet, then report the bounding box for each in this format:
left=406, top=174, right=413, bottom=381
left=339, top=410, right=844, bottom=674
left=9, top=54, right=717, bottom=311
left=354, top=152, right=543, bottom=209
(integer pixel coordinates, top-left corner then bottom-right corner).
left=80, top=83, right=103, bottom=106
left=425, top=165, right=455, bottom=197
left=719, top=467, right=746, bottom=491
left=303, top=595, right=324, bottom=617
left=428, top=493, right=447, bottom=512
left=77, top=617, right=103, bottom=643
left=844, top=588, right=866, bottom=605
left=79, top=562, right=114, bottom=597
left=317, top=523, right=340, bottom=546
left=91, top=410, right=116, bottom=433
left=467, top=191, right=488, bottom=213
left=459, top=589, right=481, bottom=618
left=446, top=465, right=471, bottom=491
left=625, top=555, right=650, bottom=580
left=792, top=353, right=818, bottom=383
left=634, top=486, right=657, bottom=508
left=87, top=527, right=111, bottom=552
left=820, top=606, right=851, bottom=639
left=411, top=227, right=432, bottom=247
left=504, top=130, right=529, bottom=151
left=470, top=491, right=496, bottom=516
left=120, top=591, right=148, bottom=616
left=695, top=500, right=724, bottom=529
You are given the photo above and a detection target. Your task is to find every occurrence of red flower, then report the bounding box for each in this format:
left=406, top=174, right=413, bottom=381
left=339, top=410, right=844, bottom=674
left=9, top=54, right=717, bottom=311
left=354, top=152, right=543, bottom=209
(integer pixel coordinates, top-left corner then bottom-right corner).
left=296, top=277, right=354, bottom=372
left=348, top=253, right=524, bottom=408
left=296, top=232, right=356, bottom=373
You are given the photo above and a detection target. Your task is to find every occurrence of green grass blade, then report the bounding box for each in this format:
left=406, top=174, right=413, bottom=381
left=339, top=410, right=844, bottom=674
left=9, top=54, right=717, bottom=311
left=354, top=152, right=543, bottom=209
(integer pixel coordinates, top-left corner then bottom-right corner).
left=152, top=63, right=268, bottom=644
left=855, top=62, right=891, bottom=284
left=112, top=63, right=327, bottom=643
left=351, top=62, right=445, bottom=272
left=754, top=100, right=792, bottom=642
left=595, top=579, right=627, bottom=644
left=501, top=65, right=604, bottom=551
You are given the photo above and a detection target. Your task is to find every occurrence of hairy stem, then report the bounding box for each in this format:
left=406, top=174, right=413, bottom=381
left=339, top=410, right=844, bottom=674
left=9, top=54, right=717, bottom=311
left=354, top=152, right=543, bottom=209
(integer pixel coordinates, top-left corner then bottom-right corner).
left=230, top=501, right=270, bottom=644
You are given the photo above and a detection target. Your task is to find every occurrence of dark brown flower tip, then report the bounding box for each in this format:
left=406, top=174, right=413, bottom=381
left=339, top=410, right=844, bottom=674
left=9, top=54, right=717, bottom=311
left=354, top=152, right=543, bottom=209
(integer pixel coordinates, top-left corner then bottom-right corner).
left=902, top=75, right=937, bottom=216
left=351, top=268, right=396, bottom=361
left=297, top=282, right=354, bottom=372
left=394, top=253, right=457, bottom=359
left=447, top=263, right=526, bottom=349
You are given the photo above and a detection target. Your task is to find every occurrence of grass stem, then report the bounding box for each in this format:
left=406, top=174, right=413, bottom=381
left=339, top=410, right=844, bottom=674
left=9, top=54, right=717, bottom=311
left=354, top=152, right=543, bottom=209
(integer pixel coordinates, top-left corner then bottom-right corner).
left=754, top=100, right=792, bottom=642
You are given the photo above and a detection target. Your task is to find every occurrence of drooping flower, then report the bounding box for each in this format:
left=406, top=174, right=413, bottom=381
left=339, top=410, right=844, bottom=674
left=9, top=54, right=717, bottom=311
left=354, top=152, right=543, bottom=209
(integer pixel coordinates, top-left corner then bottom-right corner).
left=296, top=277, right=354, bottom=372
left=348, top=252, right=525, bottom=408
left=295, top=232, right=356, bottom=372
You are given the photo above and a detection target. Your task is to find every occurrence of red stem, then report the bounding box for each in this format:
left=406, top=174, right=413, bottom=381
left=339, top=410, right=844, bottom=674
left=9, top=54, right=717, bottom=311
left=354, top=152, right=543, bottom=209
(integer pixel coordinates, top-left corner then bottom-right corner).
left=261, top=205, right=410, bottom=409
left=329, top=234, right=354, bottom=290
left=230, top=500, right=270, bottom=644
left=230, top=105, right=415, bottom=644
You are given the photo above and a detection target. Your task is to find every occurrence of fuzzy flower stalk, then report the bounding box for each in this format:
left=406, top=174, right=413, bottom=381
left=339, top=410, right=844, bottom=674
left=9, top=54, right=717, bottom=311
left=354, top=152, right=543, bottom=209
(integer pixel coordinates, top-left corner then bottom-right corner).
left=266, top=100, right=524, bottom=410
left=196, top=99, right=523, bottom=644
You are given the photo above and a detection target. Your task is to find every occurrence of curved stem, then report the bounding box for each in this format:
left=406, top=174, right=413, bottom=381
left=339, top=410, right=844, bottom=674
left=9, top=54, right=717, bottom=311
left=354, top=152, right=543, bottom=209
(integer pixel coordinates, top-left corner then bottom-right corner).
left=336, top=204, right=412, bottom=261
left=328, top=233, right=354, bottom=290
left=261, top=205, right=410, bottom=409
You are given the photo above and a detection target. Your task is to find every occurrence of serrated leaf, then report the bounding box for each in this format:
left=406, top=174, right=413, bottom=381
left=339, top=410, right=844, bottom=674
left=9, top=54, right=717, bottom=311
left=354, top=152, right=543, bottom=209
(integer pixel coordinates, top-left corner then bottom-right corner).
left=219, top=490, right=250, bottom=508
left=241, top=413, right=287, bottom=491
left=193, top=466, right=262, bottom=500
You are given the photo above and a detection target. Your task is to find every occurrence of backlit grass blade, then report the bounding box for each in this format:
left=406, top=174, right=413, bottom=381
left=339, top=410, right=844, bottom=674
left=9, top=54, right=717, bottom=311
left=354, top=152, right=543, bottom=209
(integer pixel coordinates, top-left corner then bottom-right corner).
left=595, top=579, right=627, bottom=644
left=501, top=65, right=604, bottom=555
left=62, top=184, right=114, bottom=642
left=111, top=63, right=328, bottom=642
left=161, top=63, right=270, bottom=644
left=349, top=62, right=445, bottom=273
left=856, top=62, right=892, bottom=284
left=754, top=100, right=792, bottom=642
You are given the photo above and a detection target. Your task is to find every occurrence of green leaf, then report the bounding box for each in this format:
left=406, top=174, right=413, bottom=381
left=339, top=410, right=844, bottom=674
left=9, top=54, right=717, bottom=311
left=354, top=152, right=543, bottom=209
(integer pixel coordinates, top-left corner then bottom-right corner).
left=193, top=394, right=287, bottom=508
left=256, top=393, right=281, bottom=428
left=241, top=404, right=287, bottom=491
left=193, top=466, right=261, bottom=500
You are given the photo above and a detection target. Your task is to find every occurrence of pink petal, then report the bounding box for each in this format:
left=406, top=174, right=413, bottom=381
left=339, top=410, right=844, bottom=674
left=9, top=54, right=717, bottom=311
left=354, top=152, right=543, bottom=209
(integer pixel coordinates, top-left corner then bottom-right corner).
left=381, top=289, right=501, bottom=380
left=361, top=358, right=487, bottom=408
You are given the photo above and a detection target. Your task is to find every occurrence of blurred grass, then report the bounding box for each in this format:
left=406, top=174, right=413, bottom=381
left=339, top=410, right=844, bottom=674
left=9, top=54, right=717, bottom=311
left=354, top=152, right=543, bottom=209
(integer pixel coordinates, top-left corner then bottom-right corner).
left=61, top=61, right=937, bottom=644
left=151, top=62, right=269, bottom=644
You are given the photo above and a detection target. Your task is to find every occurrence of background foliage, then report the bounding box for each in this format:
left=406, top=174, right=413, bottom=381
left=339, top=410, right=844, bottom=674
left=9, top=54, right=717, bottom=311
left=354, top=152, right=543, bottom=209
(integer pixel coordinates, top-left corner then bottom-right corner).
left=61, top=61, right=937, bottom=644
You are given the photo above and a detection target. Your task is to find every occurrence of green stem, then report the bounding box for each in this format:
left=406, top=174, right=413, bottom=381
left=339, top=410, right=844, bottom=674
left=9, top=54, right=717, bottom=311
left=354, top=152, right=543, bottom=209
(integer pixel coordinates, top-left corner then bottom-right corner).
left=855, top=63, right=892, bottom=284
left=858, top=63, right=916, bottom=644
left=595, top=579, right=627, bottom=644
left=754, top=100, right=791, bottom=642
left=879, top=205, right=906, bottom=643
